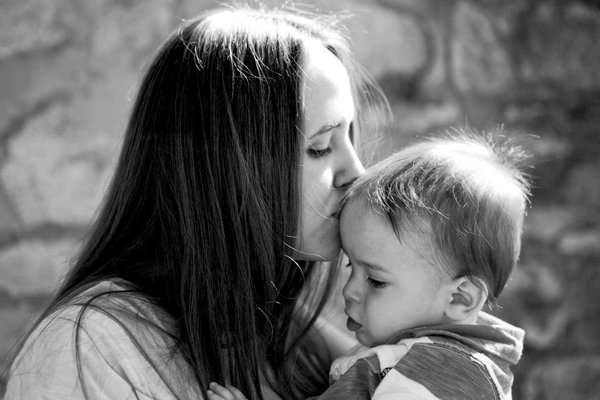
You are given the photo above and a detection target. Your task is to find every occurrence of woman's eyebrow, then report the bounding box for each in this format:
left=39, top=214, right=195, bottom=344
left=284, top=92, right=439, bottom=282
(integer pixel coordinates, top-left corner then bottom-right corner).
left=310, top=121, right=341, bottom=139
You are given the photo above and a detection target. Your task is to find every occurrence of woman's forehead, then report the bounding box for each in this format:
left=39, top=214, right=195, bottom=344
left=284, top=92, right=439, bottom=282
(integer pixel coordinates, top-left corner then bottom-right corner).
left=301, top=41, right=354, bottom=130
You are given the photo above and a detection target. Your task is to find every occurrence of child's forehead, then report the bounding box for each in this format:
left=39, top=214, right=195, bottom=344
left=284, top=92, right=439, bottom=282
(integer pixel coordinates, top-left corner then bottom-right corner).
left=342, top=201, right=452, bottom=277
left=345, top=199, right=432, bottom=243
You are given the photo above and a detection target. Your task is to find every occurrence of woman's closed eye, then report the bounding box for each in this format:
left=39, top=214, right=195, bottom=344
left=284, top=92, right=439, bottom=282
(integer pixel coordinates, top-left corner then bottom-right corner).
left=307, top=145, right=332, bottom=158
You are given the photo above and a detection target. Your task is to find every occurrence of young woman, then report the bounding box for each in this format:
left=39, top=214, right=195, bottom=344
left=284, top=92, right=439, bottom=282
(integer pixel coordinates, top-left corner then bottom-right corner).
left=4, top=3, right=388, bottom=400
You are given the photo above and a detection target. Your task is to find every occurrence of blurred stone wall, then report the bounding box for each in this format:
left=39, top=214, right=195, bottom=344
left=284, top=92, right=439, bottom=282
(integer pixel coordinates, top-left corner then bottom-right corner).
left=1, top=0, right=599, bottom=399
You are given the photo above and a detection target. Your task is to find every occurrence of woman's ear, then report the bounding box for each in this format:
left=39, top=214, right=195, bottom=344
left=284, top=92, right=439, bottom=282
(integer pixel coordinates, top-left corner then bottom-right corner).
left=443, top=277, right=488, bottom=323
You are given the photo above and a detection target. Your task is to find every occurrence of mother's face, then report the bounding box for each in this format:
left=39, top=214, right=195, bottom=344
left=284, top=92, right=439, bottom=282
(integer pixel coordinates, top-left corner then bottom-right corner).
left=295, top=42, right=365, bottom=261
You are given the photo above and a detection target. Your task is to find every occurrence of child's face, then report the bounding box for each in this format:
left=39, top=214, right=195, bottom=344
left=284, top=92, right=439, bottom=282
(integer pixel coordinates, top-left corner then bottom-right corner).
left=340, top=201, right=452, bottom=347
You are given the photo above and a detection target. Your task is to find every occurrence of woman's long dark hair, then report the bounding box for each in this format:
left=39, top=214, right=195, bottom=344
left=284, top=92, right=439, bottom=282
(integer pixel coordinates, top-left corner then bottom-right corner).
left=8, top=4, right=388, bottom=400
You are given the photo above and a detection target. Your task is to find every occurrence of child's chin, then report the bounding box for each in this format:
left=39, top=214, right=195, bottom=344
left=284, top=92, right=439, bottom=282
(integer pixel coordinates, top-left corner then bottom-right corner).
left=357, top=332, right=389, bottom=347
left=355, top=332, right=374, bottom=347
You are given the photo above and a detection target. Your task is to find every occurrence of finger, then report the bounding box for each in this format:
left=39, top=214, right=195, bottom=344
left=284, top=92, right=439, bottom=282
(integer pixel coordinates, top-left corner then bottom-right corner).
left=329, top=362, right=337, bottom=377
left=226, top=385, right=249, bottom=400
left=330, top=367, right=340, bottom=381
left=341, top=355, right=359, bottom=373
left=209, top=383, right=235, bottom=400
left=207, top=389, right=225, bottom=400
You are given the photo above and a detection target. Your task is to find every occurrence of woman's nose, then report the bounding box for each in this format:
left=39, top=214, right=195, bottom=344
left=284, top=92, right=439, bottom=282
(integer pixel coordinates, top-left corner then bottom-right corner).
left=333, top=138, right=365, bottom=189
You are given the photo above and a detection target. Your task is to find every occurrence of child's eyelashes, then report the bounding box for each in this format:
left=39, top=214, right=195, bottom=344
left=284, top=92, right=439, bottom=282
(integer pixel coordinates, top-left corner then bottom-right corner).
left=367, top=277, right=387, bottom=289
left=347, top=261, right=387, bottom=289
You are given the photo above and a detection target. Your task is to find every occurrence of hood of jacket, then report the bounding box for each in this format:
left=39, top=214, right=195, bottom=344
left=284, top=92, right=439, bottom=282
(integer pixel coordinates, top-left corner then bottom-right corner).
left=387, top=311, right=524, bottom=398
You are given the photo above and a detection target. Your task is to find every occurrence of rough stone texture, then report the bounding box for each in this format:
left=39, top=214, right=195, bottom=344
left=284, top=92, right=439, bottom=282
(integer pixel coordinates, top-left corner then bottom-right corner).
left=89, top=0, right=176, bottom=64
left=523, top=205, right=580, bottom=242
left=178, top=0, right=231, bottom=21
left=0, top=303, right=45, bottom=360
left=349, top=6, right=428, bottom=80
left=451, top=1, right=514, bottom=95
left=523, top=356, right=600, bottom=400
left=559, top=229, right=600, bottom=255
left=310, top=0, right=430, bottom=82
left=564, top=161, right=600, bottom=207
left=0, top=47, right=88, bottom=143
left=1, top=103, right=116, bottom=226
left=392, top=100, right=462, bottom=135
left=1, top=0, right=600, bottom=398
left=519, top=3, right=600, bottom=90
left=0, top=238, right=76, bottom=296
left=0, top=0, right=69, bottom=59
left=0, top=187, right=22, bottom=243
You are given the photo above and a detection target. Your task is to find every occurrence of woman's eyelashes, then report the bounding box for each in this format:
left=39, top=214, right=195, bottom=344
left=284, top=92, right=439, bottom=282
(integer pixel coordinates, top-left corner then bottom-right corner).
left=306, top=121, right=354, bottom=159
left=307, top=145, right=333, bottom=158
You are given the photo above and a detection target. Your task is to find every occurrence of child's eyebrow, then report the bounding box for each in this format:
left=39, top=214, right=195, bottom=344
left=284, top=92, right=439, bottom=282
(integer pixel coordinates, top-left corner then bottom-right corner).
left=356, top=259, right=387, bottom=273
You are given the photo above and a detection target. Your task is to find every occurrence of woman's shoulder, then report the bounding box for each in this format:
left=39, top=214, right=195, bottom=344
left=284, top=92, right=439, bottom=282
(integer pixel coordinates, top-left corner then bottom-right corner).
left=23, top=279, right=177, bottom=350
left=65, top=279, right=175, bottom=333
left=5, top=279, right=198, bottom=400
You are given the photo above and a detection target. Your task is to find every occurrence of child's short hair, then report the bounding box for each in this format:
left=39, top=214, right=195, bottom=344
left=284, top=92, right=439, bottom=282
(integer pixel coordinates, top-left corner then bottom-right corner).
left=343, top=128, right=531, bottom=305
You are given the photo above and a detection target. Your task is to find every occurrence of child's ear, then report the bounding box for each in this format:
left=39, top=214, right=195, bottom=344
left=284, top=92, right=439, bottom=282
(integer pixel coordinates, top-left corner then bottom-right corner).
left=444, top=277, right=488, bottom=323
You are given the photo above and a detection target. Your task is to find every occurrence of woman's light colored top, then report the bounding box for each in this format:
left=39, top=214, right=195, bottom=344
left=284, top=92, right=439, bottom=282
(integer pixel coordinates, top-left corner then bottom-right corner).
left=5, top=280, right=281, bottom=400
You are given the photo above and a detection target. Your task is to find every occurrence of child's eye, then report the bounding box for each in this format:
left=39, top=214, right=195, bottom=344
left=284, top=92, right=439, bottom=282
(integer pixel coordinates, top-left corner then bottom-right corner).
left=367, top=277, right=387, bottom=289
left=307, top=147, right=332, bottom=158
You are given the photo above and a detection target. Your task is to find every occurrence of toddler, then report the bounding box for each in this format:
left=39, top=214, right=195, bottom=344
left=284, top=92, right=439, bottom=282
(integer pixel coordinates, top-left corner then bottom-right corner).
left=209, top=130, right=531, bottom=400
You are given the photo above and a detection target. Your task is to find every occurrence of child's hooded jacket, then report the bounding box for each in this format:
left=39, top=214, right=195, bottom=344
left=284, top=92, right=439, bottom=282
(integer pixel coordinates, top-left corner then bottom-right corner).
left=317, top=312, right=524, bottom=400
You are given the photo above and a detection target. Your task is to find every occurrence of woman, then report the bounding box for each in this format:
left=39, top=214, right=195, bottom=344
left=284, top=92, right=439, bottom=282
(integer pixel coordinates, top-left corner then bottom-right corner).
left=5, top=3, right=387, bottom=400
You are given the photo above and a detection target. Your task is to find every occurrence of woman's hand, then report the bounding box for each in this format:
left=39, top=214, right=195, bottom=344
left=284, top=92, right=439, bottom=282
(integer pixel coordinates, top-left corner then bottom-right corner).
left=207, top=382, right=248, bottom=400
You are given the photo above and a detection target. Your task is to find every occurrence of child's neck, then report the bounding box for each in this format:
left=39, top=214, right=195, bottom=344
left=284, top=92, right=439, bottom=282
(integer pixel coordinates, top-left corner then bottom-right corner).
left=445, top=308, right=481, bottom=325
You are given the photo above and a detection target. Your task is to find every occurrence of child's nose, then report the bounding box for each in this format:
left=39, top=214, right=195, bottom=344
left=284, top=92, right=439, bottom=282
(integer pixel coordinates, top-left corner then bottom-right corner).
left=342, top=275, right=361, bottom=304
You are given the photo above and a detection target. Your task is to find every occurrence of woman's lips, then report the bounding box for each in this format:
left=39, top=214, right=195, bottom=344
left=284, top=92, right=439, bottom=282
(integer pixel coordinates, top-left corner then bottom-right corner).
left=346, top=316, right=362, bottom=332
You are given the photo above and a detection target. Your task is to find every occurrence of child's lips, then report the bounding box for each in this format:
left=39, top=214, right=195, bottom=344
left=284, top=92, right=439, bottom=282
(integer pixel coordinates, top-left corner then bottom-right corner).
left=346, top=316, right=362, bottom=332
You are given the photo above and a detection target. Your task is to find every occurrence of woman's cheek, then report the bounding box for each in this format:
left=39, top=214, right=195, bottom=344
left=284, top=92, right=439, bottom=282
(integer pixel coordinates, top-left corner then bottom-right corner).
left=303, top=162, right=333, bottom=209
left=297, top=158, right=341, bottom=256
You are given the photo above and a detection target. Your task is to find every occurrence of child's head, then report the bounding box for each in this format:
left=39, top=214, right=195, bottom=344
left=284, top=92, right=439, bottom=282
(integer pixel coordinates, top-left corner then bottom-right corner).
left=340, top=130, right=531, bottom=346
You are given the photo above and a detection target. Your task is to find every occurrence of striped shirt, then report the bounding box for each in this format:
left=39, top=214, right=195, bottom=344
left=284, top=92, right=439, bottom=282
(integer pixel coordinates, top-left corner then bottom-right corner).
left=318, top=312, right=523, bottom=400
